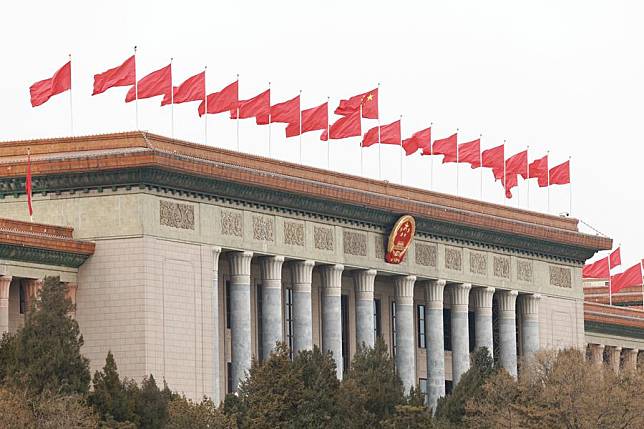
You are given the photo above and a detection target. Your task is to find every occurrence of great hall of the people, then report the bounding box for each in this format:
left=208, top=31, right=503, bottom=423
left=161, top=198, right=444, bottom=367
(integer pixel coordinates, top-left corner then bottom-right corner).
left=0, top=132, right=642, bottom=409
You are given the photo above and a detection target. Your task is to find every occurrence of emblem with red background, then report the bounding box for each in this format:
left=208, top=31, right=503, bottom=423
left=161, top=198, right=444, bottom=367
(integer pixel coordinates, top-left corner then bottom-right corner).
left=385, top=215, right=416, bottom=264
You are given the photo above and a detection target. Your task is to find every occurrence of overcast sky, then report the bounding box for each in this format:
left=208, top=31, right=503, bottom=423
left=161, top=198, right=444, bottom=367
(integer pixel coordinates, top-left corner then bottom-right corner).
left=1, top=1, right=642, bottom=267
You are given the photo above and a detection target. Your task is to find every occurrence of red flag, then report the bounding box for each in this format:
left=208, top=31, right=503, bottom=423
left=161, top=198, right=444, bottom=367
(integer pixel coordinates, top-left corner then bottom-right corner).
left=161, top=71, right=205, bottom=106
left=432, top=133, right=458, bottom=163
left=505, top=150, right=528, bottom=179
left=26, top=151, right=33, bottom=217
left=582, top=257, right=609, bottom=279
left=405, top=128, right=432, bottom=156
left=286, top=102, right=327, bottom=138
left=320, top=110, right=361, bottom=141
left=30, top=61, right=71, bottom=107
left=125, top=64, right=171, bottom=103
left=335, top=88, right=378, bottom=119
left=610, top=248, right=621, bottom=268
left=256, top=95, right=300, bottom=125
left=501, top=173, right=518, bottom=199
left=482, top=144, right=504, bottom=180
left=611, top=263, right=643, bottom=294
left=458, top=139, right=481, bottom=168
left=362, top=120, right=401, bottom=148
left=528, top=155, right=549, bottom=187
left=549, top=160, right=570, bottom=185
left=198, top=80, right=239, bottom=117
left=92, top=56, right=135, bottom=96
left=230, top=89, right=270, bottom=119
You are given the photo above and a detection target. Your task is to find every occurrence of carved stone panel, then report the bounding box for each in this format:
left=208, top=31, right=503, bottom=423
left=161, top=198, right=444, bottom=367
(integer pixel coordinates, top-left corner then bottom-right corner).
left=549, top=266, right=572, bottom=288
left=284, top=222, right=304, bottom=246
left=493, top=256, right=510, bottom=279
left=252, top=215, right=274, bottom=241
left=221, top=210, right=243, bottom=237
left=470, top=252, right=488, bottom=275
left=415, top=243, right=437, bottom=267
left=314, top=226, right=334, bottom=251
left=517, top=260, right=534, bottom=282
left=343, top=231, right=367, bottom=256
left=445, top=247, right=462, bottom=271
left=374, top=235, right=385, bottom=259
left=160, top=200, right=195, bottom=230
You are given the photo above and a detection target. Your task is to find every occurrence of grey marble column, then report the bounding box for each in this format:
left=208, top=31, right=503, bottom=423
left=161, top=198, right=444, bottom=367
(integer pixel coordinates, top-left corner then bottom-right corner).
left=609, top=346, right=622, bottom=374
left=471, top=287, right=495, bottom=358
left=519, top=294, right=541, bottom=359
left=211, top=247, right=222, bottom=403
left=497, top=290, right=518, bottom=378
left=353, top=269, right=376, bottom=349
left=624, top=349, right=639, bottom=372
left=425, top=279, right=446, bottom=413
left=260, top=255, right=285, bottom=360
left=0, top=276, right=11, bottom=335
left=227, top=251, right=253, bottom=392
left=449, top=283, right=471, bottom=385
left=320, top=264, right=344, bottom=379
left=394, top=275, right=417, bottom=394
left=290, top=260, right=315, bottom=354
left=590, top=343, right=605, bottom=368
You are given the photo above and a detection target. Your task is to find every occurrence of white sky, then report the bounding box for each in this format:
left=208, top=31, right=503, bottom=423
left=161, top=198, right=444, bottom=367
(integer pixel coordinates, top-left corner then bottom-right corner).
left=1, top=1, right=642, bottom=266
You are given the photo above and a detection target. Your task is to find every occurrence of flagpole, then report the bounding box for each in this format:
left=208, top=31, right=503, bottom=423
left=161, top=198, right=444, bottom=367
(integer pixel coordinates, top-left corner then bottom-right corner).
left=547, top=150, right=551, bottom=213
left=134, top=46, right=139, bottom=130
left=568, top=155, right=572, bottom=215
left=377, top=82, right=382, bottom=180
left=399, top=114, right=403, bottom=184
left=27, top=147, right=32, bottom=223
left=298, top=89, right=303, bottom=164
left=204, top=66, right=208, bottom=145
left=327, top=96, right=331, bottom=170
left=360, top=103, right=363, bottom=176
left=479, top=134, right=483, bottom=200
left=609, top=255, right=613, bottom=306
left=503, top=139, right=507, bottom=206
left=268, top=81, right=272, bottom=158
left=526, top=145, right=530, bottom=210
left=429, top=122, right=434, bottom=190
left=456, top=128, right=459, bottom=196
left=68, top=54, right=74, bottom=136
left=236, top=74, right=240, bottom=151
left=170, top=57, right=174, bottom=140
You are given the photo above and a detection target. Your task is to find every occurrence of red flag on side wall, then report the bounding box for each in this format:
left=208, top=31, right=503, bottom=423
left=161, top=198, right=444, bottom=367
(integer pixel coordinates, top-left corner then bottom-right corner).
left=610, top=248, right=622, bottom=268
left=482, top=144, right=504, bottom=180
left=198, top=80, right=239, bottom=116
left=335, top=88, right=378, bottom=119
left=549, top=160, right=570, bottom=185
left=458, top=139, right=481, bottom=168
left=505, top=150, right=528, bottom=179
left=161, top=71, right=205, bottom=106
left=285, top=101, right=328, bottom=138
left=582, top=257, right=609, bottom=279
left=230, top=89, right=270, bottom=119
left=30, top=61, right=71, bottom=107
left=404, top=128, right=431, bottom=156
left=432, top=133, right=458, bottom=163
left=92, top=56, right=135, bottom=96
left=362, top=120, right=401, bottom=147
left=256, top=95, right=300, bottom=125
left=611, top=263, right=643, bottom=294
left=528, top=155, right=549, bottom=187
left=125, top=64, right=171, bottom=103
left=320, top=109, right=361, bottom=141
left=26, top=151, right=33, bottom=217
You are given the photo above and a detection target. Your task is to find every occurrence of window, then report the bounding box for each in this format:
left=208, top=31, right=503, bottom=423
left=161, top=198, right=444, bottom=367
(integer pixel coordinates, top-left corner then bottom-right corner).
left=19, top=282, right=26, bottom=314
left=391, top=301, right=397, bottom=357
left=225, top=280, right=231, bottom=329
left=468, top=311, right=476, bottom=352
left=443, top=308, right=452, bottom=351
left=341, top=295, right=350, bottom=371
left=227, top=362, right=233, bottom=394
left=445, top=380, right=453, bottom=395
left=257, top=284, right=263, bottom=360
left=417, top=304, right=426, bottom=349
left=419, top=378, right=428, bottom=404
left=374, top=299, right=382, bottom=339
left=285, top=288, right=294, bottom=359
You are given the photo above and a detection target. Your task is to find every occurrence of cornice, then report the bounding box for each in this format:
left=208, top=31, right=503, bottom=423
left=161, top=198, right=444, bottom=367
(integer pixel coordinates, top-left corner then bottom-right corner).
left=0, top=243, right=89, bottom=268
left=584, top=320, right=644, bottom=341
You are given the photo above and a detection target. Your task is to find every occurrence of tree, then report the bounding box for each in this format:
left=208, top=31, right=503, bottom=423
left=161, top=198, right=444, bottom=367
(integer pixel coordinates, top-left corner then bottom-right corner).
left=166, top=395, right=232, bottom=429
left=0, top=386, right=35, bottom=428
left=31, top=392, right=100, bottom=429
left=135, top=375, right=169, bottom=429
left=8, top=276, right=90, bottom=395
left=89, top=351, right=136, bottom=424
left=0, top=332, right=16, bottom=384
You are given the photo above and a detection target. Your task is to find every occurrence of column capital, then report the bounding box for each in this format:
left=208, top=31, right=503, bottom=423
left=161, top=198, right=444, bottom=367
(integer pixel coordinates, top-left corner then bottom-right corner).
left=449, top=283, right=471, bottom=312
left=471, top=287, right=495, bottom=309
left=496, top=290, right=518, bottom=315
left=228, top=251, right=253, bottom=278
left=395, top=275, right=416, bottom=305
left=425, top=279, right=446, bottom=309
left=320, top=265, right=344, bottom=297
left=519, top=293, right=541, bottom=319
left=353, top=269, right=376, bottom=300
left=260, top=255, right=285, bottom=282
left=212, top=246, right=222, bottom=272
left=0, top=276, right=11, bottom=300
left=291, top=260, right=315, bottom=292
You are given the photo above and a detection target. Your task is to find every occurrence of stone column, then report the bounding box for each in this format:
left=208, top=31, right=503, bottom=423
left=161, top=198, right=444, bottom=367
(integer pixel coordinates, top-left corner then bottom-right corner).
left=228, top=251, right=253, bottom=392
left=623, top=349, right=639, bottom=372
left=519, top=294, right=541, bottom=359
left=259, top=255, right=285, bottom=360
left=609, top=346, right=622, bottom=374
left=450, top=283, right=472, bottom=385
left=0, top=276, right=11, bottom=335
left=353, top=269, right=376, bottom=349
left=425, top=279, right=446, bottom=413
left=394, top=275, right=417, bottom=393
left=212, top=246, right=222, bottom=403
left=497, top=290, right=518, bottom=378
left=25, top=278, right=43, bottom=311
left=65, top=282, right=78, bottom=318
left=471, top=287, right=495, bottom=357
left=320, top=264, right=344, bottom=379
left=291, top=260, right=315, bottom=354
left=590, top=343, right=605, bottom=368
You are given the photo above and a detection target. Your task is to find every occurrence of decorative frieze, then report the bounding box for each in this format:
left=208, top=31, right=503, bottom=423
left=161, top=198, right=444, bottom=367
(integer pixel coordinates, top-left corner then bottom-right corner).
left=517, top=260, right=533, bottom=282
left=314, top=226, right=334, bottom=251
left=469, top=252, right=487, bottom=275
left=415, top=243, right=437, bottom=267
left=159, top=200, right=195, bottom=230
left=284, top=222, right=305, bottom=246
left=549, top=266, right=572, bottom=288
left=343, top=231, right=367, bottom=256
left=252, top=215, right=274, bottom=241
left=445, top=247, right=462, bottom=271
left=374, top=235, right=385, bottom=259
left=493, top=256, right=510, bottom=279
left=221, top=210, right=243, bottom=237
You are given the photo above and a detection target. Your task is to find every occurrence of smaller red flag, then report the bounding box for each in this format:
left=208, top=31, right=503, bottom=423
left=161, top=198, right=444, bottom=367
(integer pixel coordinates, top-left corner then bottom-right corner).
left=30, top=61, right=72, bottom=107
left=610, top=248, right=621, bottom=268
left=502, top=173, right=518, bottom=199
left=362, top=120, right=401, bottom=148
left=161, top=71, right=205, bottom=106
left=198, top=80, right=239, bottom=117
left=458, top=139, right=481, bottom=168
left=92, top=56, right=135, bottom=96
left=320, top=109, right=361, bottom=141
left=286, top=102, right=327, bottom=138
left=582, top=257, right=609, bottom=279
left=230, top=89, right=270, bottom=119
left=549, top=160, right=570, bottom=185
left=482, top=144, right=504, bottom=180
left=405, top=128, right=432, bottom=156
left=125, top=64, right=172, bottom=103
left=26, top=151, right=33, bottom=217
left=335, top=88, right=378, bottom=119
left=505, top=150, right=528, bottom=179
left=432, top=133, right=458, bottom=163
left=528, top=155, right=549, bottom=187
left=256, top=95, right=300, bottom=125
left=611, top=263, right=643, bottom=294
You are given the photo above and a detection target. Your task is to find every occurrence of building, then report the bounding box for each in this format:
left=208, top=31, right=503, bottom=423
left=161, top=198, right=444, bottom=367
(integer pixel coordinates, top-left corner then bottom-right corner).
left=0, top=131, right=633, bottom=410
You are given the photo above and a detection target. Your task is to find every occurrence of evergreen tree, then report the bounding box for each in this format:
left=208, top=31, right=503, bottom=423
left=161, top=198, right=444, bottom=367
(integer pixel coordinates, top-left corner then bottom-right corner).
left=9, top=276, right=90, bottom=395
left=135, top=375, right=169, bottom=429
left=89, top=351, right=135, bottom=424
left=0, top=332, right=16, bottom=384
left=166, top=395, right=232, bottom=429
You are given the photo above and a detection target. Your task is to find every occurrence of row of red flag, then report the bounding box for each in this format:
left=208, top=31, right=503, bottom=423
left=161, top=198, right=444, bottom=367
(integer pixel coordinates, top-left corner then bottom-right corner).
left=30, top=56, right=571, bottom=199
left=582, top=247, right=644, bottom=296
